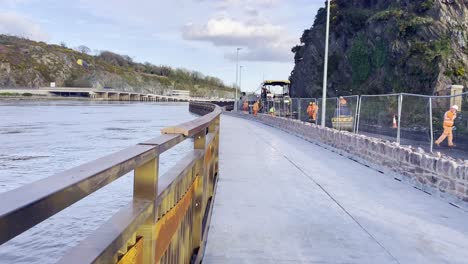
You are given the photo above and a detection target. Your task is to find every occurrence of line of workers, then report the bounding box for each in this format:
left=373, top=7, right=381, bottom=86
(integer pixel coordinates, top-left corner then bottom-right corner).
left=242, top=100, right=284, bottom=117
left=242, top=96, right=349, bottom=123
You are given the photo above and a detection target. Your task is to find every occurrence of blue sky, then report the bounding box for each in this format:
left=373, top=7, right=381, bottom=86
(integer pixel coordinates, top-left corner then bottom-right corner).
left=0, top=0, right=324, bottom=92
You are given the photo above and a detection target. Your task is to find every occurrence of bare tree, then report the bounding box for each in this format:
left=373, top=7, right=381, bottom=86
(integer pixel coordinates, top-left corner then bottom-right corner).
left=77, top=45, right=91, bottom=54
left=60, top=41, right=67, bottom=48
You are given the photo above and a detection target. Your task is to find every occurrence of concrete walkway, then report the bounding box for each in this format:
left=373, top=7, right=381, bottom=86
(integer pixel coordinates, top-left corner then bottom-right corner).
left=203, top=115, right=468, bottom=264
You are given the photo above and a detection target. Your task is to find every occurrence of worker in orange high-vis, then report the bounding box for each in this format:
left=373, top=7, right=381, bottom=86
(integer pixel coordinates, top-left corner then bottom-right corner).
left=306, top=102, right=318, bottom=123
left=242, top=100, right=249, bottom=113
left=435, top=105, right=458, bottom=147
left=253, top=101, right=260, bottom=116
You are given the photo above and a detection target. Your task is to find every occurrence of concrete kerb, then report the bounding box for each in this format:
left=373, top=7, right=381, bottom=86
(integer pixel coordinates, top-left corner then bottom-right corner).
left=224, top=111, right=468, bottom=212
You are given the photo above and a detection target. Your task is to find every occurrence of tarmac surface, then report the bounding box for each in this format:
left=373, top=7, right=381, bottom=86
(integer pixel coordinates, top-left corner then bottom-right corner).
left=203, top=114, right=468, bottom=264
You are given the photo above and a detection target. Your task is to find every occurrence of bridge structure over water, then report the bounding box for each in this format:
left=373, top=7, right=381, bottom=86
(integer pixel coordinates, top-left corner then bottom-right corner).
left=0, top=102, right=467, bottom=264
left=0, top=87, right=233, bottom=103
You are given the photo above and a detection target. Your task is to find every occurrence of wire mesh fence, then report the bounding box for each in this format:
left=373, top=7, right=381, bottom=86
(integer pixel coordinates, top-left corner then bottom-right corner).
left=236, top=91, right=467, bottom=160
left=290, top=98, right=317, bottom=122
left=399, top=94, right=432, bottom=152
left=357, top=94, right=400, bottom=142
left=338, top=96, right=359, bottom=132
left=431, top=93, right=468, bottom=160
left=317, top=98, right=339, bottom=129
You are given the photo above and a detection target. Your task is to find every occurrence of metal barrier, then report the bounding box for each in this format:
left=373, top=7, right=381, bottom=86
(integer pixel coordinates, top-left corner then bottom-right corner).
left=0, top=101, right=220, bottom=264
left=236, top=91, right=467, bottom=159
left=291, top=98, right=316, bottom=122
left=399, top=94, right=432, bottom=151
left=317, top=97, right=338, bottom=129
left=431, top=92, right=468, bottom=159
left=356, top=92, right=468, bottom=158
left=357, top=94, right=400, bottom=142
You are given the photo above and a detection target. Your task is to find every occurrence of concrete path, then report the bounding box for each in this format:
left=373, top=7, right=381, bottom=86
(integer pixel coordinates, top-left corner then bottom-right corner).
left=203, top=115, right=468, bottom=264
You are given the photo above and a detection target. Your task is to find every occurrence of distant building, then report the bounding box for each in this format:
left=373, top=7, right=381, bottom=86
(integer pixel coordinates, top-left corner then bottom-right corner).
left=171, top=90, right=190, bottom=98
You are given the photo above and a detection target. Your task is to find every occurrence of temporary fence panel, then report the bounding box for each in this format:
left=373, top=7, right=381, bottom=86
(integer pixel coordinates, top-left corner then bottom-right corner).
left=399, top=94, right=432, bottom=152
left=262, top=100, right=271, bottom=114
left=317, top=98, right=339, bottom=129
left=292, top=98, right=316, bottom=122
left=273, top=100, right=282, bottom=117
left=283, top=98, right=293, bottom=118
left=337, top=95, right=359, bottom=133
left=431, top=92, right=468, bottom=160
left=291, top=98, right=300, bottom=120
left=357, top=94, right=400, bottom=142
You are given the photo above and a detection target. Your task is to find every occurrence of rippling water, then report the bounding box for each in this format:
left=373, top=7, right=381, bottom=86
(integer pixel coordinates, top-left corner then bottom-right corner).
left=0, top=100, right=195, bottom=263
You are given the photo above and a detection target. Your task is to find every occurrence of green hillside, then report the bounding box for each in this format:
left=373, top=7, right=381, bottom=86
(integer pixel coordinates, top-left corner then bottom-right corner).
left=0, top=35, right=235, bottom=98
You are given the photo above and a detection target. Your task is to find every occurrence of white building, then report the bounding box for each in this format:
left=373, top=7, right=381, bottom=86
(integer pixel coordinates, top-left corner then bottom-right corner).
left=171, top=90, right=190, bottom=98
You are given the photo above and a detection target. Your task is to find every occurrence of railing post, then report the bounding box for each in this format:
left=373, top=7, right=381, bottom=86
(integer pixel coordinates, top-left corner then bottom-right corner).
left=192, top=130, right=206, bottom=255
left=134, top=156, right=159, bottom=264
left=355, top=96, right=361, bottom=134
left=397, top=94, right=403, bottom=144
left=337, top=98, right=340, bottom=130
left=298, top=99, right=302, bottom=121
left=215, top=116, right=220, bottom=175
left=429, top=97, right=434, bottom=153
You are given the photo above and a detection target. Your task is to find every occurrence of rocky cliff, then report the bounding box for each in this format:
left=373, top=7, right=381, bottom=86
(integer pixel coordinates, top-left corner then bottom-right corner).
left=0, top=35, right=234, bottom=97
left=290, top=0, right=467, bottom=97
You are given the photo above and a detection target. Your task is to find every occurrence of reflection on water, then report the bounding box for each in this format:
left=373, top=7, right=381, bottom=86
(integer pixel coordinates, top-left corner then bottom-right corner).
left=0, top=100, right=195, bottom=263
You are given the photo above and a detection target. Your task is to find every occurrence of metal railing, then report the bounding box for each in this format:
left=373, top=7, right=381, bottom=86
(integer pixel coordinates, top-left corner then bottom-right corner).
left=0, top=101, right=220, bottom=264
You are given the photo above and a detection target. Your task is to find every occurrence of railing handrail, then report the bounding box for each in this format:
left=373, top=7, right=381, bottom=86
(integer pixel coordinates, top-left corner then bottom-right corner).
left=0, top=102, right=222, bottom=264
left=162, top=104, right=222, bottom=136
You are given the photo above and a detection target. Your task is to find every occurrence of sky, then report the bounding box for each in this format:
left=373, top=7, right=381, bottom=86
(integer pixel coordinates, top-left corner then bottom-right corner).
left=0, top=0, right=324, bottom=92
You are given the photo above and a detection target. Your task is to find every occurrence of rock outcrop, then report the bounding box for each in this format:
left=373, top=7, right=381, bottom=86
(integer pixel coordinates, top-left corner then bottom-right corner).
left=290, top=0, right=467, bottom=97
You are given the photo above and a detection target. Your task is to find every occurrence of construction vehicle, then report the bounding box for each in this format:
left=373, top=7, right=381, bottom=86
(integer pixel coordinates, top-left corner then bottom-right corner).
left=260, top=80, right=292, bottom=117
left=332, top=102, right=354, bottom=131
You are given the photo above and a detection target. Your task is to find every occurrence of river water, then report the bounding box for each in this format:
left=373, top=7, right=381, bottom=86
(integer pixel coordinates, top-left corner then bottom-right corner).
left=0, top=100, right=195, bottom=263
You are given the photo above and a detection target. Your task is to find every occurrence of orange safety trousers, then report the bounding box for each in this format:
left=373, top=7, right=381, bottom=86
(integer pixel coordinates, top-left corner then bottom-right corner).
left=435, top=126, right=454, bottom=146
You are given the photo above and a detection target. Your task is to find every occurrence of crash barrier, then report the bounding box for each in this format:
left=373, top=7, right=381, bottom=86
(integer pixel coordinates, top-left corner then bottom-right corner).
left=237, top=91, right=468, bottom=158
left=227, top=111, right=468, bottom=209
left=0, top=101, right=220, bottom=264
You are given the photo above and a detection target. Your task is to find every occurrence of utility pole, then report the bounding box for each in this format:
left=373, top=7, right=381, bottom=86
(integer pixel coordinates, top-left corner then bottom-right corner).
left=321, top=0, right=331, bottom=127
left=235, top=48, right=242, bottom=110
left=239, top=66, right=243, bottom=93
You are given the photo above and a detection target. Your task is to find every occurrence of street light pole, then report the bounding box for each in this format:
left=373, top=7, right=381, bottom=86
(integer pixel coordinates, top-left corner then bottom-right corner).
left=239, top=66, right=243, bottom=93
left=321, top=0, right=331, bottom=127
left=235, top=48, right=242, bottom=111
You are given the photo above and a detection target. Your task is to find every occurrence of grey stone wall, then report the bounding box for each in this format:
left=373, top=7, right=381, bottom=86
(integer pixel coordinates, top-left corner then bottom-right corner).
left=227, top=112, right=468, bottom=209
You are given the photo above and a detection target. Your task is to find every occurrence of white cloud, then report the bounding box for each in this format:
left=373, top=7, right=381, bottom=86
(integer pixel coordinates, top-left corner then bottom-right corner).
left=198, top=0, right=278, bottom=9
left=0, top=12, right=49, bottom=41
left=182, top=17, right=295, bottom=62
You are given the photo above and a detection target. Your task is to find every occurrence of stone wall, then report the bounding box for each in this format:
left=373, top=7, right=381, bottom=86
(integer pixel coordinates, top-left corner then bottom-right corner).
left=189, top=101, right=217, bottom=115
left=227, top=112, right=468, bottom=210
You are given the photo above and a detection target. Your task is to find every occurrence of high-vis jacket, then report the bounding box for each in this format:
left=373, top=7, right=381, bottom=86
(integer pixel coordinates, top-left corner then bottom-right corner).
left=307, top=105, right=318, bottom=120
left=253, top=102, right=259, bottom=112
left=443, top=111, right=456, bottom=127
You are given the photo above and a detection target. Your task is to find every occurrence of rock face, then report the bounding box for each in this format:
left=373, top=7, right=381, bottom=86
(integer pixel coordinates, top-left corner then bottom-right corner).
left=0, top=35, right=234, bottom=97
left=290, top=0, right=468, bottom=98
